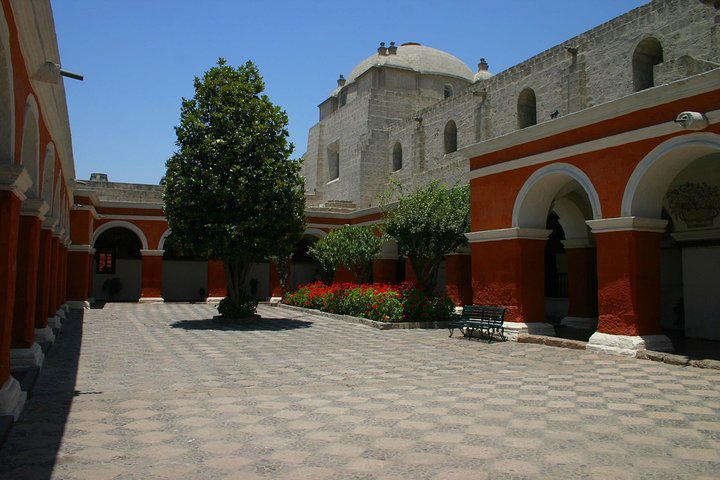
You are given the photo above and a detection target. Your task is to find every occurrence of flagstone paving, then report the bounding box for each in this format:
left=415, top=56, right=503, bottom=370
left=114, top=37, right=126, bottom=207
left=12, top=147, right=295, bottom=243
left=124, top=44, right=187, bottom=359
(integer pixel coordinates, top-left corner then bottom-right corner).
left=1, top=302, right=719, bottom=479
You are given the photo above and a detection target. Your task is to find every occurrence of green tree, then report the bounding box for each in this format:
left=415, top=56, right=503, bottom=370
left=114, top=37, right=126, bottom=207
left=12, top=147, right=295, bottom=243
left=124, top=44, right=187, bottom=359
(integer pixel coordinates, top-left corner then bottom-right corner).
left=309, top=225, right=384, bottom=283
left=163, top=59, right=305, bottom=314
left=382, top=181, right=470, bottom=294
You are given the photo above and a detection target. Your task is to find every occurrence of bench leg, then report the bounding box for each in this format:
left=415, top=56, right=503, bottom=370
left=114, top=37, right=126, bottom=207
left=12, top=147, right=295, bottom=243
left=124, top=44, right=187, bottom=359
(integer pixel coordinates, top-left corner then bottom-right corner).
left=449, top=327, right=454, bottom=337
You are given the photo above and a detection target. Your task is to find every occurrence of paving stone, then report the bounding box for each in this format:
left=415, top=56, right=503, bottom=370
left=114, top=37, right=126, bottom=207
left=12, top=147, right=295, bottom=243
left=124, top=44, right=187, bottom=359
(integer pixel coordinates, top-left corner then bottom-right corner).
left=0, top=303, right=718, bottom=479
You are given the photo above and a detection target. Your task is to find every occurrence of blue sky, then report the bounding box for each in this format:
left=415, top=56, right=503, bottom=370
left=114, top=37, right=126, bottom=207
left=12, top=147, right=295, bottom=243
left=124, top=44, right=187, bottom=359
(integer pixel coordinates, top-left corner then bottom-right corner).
left=53, top=1, right=648, bottom=185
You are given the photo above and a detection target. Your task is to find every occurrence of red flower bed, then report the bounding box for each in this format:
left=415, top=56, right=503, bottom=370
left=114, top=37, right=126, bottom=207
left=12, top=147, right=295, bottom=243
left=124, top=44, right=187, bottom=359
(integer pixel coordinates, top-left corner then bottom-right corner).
left=283, top=282, right=454, bottom=323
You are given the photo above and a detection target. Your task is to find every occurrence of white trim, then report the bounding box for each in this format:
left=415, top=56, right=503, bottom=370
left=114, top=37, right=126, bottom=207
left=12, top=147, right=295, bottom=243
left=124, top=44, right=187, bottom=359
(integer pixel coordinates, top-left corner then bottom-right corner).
left=512, top=163, right=602, bottom=228
left=671, top=228, right=720, bottom=243
left=20, top=94, right=40, bottom=197
left=35, top=326, right=55, bottom=344
left=20, top=198, right=49, bottom=218
left=621, top=132, right=720, bottom=217
left=140, top=249, right=164, bottom=257
left=586, top=217, right=667, bottom=234
left=10, top=342, right=44, bottom=371
left=587, top=332, right=674, bottom=357
left=94, top=200, right=163, bottom=209
left=304, top=228, right=328, bottom=239
left=71, top=204, right=99, bottom=219
left=305, top=205, right=384, bottom=219
left=0, top=164, right=32, bottom=198
left=68, top=244, right=93, bottom=253
left=98, top=214, right=166, bottom=221
left=92, top=220, right=149, bottom=250
left=465, top=227, right=551, bottom=243
left=0, top=11, right=14, bottom=166
left=0, top=377, right=25, bottom=420
left=158, top=228, right=172, bottom=249
left=462, top=69, right=720, bottom=162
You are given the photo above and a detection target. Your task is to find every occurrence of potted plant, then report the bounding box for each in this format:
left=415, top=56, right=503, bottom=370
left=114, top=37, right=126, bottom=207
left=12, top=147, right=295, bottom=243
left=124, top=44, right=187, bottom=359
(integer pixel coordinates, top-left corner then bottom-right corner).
left=666, top=182, right=720, bottom=228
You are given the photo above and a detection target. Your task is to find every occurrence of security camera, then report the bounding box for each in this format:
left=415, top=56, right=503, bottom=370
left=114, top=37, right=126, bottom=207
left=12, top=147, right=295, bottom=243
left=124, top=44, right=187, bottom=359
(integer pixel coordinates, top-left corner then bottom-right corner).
left=674, top=111, right=708, bottom=131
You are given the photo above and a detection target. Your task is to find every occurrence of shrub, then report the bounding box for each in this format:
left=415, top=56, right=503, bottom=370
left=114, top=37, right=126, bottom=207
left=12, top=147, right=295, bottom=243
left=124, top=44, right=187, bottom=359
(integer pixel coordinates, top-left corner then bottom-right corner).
left=217, top=296, right=258, bottom=318
left=283, top=282, right=453, bottom=322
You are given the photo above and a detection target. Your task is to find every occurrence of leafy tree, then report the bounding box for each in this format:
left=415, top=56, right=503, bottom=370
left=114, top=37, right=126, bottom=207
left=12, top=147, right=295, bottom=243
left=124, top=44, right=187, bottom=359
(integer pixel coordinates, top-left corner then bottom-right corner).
left=382, top=181, right=470, bottom=294
left=309, top=225, right=384, bottom=283
left=163, top=59, right=305, bottom=314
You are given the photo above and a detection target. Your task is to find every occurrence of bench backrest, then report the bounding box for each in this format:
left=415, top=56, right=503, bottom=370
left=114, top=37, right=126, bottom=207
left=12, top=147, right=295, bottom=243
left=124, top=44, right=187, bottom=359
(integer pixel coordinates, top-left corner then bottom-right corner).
left=461, top=305, right=506, bottom=324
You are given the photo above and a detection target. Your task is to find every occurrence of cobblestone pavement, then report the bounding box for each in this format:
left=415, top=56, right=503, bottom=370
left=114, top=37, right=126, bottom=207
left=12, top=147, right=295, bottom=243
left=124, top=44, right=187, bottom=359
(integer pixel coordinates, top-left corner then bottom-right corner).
left=1, top=303, right=719, bottom=479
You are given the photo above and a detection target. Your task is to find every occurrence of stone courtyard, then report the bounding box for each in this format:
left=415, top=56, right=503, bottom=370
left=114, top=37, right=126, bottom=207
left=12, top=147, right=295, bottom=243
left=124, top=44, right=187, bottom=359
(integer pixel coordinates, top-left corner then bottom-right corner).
left=1, top=302, right=719, bottom=479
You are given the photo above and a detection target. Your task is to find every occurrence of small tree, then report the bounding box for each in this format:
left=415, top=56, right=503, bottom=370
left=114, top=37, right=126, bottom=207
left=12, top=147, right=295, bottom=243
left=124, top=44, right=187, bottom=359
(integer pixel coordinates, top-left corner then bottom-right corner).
left=382, top=181, right=470, bottom=294
left=163, top=59, right=305, bottom=316
left=309, top=225, right=384, bottom=283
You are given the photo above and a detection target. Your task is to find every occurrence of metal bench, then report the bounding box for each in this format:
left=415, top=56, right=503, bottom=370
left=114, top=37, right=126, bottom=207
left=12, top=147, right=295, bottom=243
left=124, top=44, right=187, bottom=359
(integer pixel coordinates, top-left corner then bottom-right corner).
left=448, top=305, right=506, bottom=343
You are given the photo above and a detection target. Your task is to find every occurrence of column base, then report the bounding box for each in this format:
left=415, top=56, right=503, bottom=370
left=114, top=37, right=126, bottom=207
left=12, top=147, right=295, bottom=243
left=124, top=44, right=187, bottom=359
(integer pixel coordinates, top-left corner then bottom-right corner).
left=561, top=316, right=598, bottom=330
left=139, top=297, right=164, bottom=304
left=10, top=342, right=45, bottom=373
left=0, top=377, right=26, bottom=420
left=587, top=332, right=674, bottom=357
left=55, top=309, right=67, bottom=320
left=35, top=326, right=56, bottom=345
left=62, top=304, right=70, bottom=313
left=66, top=300, right=90, bottom=309
left=503, top=322, right=556, bottom=341
left=206, top=297, right=224, bottom=304
left=47, top=315, right=62, bottom=330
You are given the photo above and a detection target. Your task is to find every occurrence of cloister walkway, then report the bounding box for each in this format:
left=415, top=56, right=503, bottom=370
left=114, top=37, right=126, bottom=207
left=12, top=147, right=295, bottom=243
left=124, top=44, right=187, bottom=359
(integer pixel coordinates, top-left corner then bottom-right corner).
left=1, top=303, right=718, bottom=479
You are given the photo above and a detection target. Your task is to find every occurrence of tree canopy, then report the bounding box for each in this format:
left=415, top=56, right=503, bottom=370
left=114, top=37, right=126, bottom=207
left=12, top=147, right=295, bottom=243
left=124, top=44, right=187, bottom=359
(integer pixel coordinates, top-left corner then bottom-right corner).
left=382, top=181, right=470, bottom=293
left=163, top=59, right=305, bottom=310
left=308, top=225, right=384, bottom=283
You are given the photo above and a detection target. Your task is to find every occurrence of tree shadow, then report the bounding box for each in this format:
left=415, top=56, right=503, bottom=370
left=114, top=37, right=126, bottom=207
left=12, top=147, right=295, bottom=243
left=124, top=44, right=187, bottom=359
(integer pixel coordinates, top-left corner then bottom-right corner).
left=169, top=316, right=313, bottom=331
left=0, top=309, right=84, bottom=480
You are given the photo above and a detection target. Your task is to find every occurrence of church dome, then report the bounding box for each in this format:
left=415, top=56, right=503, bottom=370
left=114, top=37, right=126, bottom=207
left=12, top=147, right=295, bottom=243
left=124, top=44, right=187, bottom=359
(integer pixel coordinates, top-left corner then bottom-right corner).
left=345, top=42, right=474, bottom=85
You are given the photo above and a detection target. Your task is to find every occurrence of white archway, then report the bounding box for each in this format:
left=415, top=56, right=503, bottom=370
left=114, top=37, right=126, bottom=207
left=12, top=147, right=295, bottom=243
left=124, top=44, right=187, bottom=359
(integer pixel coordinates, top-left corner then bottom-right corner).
left=304, top=228, right=328, bottom=239
left=513, top=163, right=602, bottom=228
left=622, top=132, right=720, bottom=218
left=41, top=142, right=56, bottom=206
left=158, top=228, right=172, bottom=250
left=20, top=95, right=40, bottom=197
left=92, top=221, right=149, bottom=250
left=0, top=11, right=14, bottom=165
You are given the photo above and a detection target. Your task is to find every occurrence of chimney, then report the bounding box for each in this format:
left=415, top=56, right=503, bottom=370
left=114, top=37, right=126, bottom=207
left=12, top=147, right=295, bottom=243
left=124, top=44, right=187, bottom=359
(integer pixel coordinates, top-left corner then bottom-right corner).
left=337, top=74, right=346, bottom=87
left=478, top=58, right=489, bottom=72
left=377, top=42, right=388, bottom=56
left=388, top=41, right=397, bottom=55
left=90, top=173, right=108, bottom=182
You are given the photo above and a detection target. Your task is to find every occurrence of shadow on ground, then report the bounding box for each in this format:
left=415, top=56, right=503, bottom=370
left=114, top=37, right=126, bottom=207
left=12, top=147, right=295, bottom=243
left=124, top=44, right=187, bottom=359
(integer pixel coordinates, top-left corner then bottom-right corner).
left=0, top=309, right=83, bottom=480
left=170, top=317, right=313, bottom=331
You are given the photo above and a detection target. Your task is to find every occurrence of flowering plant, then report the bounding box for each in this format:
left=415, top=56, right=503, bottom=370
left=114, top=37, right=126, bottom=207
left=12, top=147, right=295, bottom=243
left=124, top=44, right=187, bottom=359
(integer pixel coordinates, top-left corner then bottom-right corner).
left=283, top=282, right=454, bottom=322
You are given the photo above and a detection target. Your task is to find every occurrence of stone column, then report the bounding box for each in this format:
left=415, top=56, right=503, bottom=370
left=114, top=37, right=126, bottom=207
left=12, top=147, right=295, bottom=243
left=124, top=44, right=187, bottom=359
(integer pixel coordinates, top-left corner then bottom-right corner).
left=207, top=260, right=228, bottom=301
left=66, top=244, right=94, bottom=308
left=0, top=165, right=31, bottom=419
left=467, top=228, right=555, bottom=339
left=46, top=234, right=63, bottom=330
left=560, top=240, right=598, bottom=329
left=586, top=218, right=673, bottom=356
left=445, top=252, right=472, bottom=306
left=60, top=240, right=69, bottom=307
left=140, top=249, right=164, bottom=302
left=35, top=227, right=53, bottom=334
left=10, top=200, right=47, bottom=372
left=372, top=256, right=398, bottom=285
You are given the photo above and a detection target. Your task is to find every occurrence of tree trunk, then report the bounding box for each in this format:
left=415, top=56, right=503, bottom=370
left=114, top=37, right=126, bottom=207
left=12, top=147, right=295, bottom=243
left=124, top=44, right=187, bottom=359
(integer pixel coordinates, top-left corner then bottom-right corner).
left=410, top=256, right=439, bottom=295
left=223, top=257, right=250, bottom=303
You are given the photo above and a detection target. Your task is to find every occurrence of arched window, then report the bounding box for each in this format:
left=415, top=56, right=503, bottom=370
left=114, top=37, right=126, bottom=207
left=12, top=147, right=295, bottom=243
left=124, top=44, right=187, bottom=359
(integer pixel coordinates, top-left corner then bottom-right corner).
left=633, top=37, right=663, bottom=92
left=518, top=88, right=537, bottom=129
left=444, top=84, right=453, bottom=99
left=327, top=142, right=339, bottom=181
left=444, top=120, right=457, bottom=154
left=392, top=142, right=402, bottom=171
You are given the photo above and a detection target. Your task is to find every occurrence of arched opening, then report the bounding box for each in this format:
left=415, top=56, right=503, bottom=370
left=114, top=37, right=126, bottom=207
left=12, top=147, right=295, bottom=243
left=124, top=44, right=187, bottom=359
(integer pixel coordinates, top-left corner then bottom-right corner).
left=392, top=142, right=402, bottom=171
left=41, top=143, right=55, bottom=207
left=517, top=88, right=537, bottom=129
left=514, top=164, right=601, bottom=338
left=327, top=142, right=339, bottom=181
left=444, top=84, right=453, bottom=99
left=20, top=97, right=40, bottom=197
left=444, top=120, right=457, bottom=154
left=0, top=14, right=14, bottom=164
left=161, top=233, right=208, bottom=302
left=624, top=133, right=720, bottom=358
left=632, top=37, right=663, bottom=92
left=92, top=227, right=143, bottom=301
left=291, top=234, right=323, bottom=290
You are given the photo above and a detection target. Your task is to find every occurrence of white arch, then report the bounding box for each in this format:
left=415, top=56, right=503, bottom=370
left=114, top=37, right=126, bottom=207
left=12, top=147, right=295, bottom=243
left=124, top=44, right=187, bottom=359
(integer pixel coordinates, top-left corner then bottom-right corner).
left=622, top=132, right=720, bottom=218
left=553, top=196, right=591, bottom=241
left=158, top=228, right=172, bottom=249
left=41, top=142, right=56, bottom=206
left=304, top=228, right=328, bottom=239
left=92, top=220, right=149, bottom=250
left=513, top=163, right=602, bottom=228
left=0, top=10, right=14, bottom=165
left=20, top=94, right=40, bottom=197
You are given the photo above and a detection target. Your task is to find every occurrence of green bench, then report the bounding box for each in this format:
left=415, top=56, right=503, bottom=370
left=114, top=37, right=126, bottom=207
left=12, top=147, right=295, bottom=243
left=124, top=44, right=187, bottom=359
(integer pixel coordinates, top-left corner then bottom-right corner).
left=448, top=305, right=507, bottom=343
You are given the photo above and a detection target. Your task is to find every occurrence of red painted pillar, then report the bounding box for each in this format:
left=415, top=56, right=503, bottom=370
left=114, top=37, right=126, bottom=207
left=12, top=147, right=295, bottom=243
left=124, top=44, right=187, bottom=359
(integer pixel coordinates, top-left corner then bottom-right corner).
left=0, top=190, right=22, bottom=386
left=207, top=260, right=228, bottom=299
left=67, top=247, right=93, bottom=304
left=445, top=253, right=472, bottom=306
left=11, top=215, right=42, bottom=349
left=469, top=229, right=550, bottom=324
left=35, top=228, right=53, bottom=329
left=561, top=242, right=598, bottom=327
left=593, top=229, right=664, bottom=336
left=372, top=258, right=398, bottom=285
left=140, top=250, right=164, bottom=301
left=87, top=250, right=94, bottom=299
left=47, top=236, right=60, bottom=316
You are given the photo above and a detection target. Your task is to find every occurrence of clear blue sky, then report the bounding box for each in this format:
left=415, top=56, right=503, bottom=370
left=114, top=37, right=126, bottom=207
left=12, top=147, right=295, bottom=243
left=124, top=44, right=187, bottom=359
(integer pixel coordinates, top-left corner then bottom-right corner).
left=53, top=0, right=648, bottom=185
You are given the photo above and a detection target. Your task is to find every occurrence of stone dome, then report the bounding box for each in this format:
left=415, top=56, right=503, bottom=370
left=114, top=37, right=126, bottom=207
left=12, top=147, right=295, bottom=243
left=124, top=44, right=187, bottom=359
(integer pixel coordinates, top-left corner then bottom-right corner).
left=345, top=42, right=474, bottom=85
